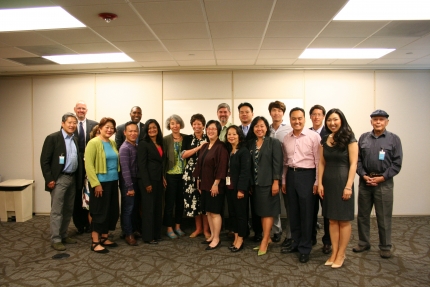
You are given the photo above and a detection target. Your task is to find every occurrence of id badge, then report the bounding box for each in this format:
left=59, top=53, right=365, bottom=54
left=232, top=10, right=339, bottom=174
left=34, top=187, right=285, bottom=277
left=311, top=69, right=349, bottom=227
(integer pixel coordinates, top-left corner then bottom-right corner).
left=226, top=176, right=231, bottom=185
left=59, top=156, right=65, bottom=164
left=379, top=150, right=385, bottom=160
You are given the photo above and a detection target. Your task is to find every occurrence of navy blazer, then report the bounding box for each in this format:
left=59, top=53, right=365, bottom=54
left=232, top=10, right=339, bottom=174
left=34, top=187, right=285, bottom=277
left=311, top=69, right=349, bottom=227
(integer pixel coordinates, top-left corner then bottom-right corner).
left=40, top=130, right=83, bottom=192
left=137, top=140, right=164, bottom=188
left=229, top=146, right=251, bottom=192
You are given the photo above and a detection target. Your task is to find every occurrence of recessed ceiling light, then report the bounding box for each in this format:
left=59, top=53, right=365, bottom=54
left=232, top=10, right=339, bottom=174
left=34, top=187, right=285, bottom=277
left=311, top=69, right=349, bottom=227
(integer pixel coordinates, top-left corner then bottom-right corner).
left=334, top=0, right=430, bottom=21
left=42, top=53, right=134, bottom=64
left=0, top=7, right=85, bottom=32
left=299, top=48, right=395, bottom=59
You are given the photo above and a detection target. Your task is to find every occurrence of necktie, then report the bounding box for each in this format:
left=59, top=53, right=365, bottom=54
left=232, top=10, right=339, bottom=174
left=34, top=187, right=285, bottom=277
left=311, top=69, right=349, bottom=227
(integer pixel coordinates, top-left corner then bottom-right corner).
left=79, top=122, right=85, bottom=152
left=243, top=125, right=248, bottom=135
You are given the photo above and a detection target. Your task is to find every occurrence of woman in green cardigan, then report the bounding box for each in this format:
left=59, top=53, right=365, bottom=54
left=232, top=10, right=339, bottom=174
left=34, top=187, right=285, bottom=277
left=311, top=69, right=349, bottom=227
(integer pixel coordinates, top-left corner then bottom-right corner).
left=85, top=117, right=120, bottom=253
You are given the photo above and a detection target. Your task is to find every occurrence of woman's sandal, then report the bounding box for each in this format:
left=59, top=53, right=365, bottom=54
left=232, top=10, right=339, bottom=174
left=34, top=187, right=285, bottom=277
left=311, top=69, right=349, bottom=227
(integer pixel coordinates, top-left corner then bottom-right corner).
left=100, top=237, right=118, bottom=247
left=91, top=241, right=109, bottom=254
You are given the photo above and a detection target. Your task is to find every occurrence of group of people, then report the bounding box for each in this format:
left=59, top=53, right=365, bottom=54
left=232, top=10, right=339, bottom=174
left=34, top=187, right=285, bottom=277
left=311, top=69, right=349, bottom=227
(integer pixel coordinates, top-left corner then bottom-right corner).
left=40, top=100, right=402, bottom=266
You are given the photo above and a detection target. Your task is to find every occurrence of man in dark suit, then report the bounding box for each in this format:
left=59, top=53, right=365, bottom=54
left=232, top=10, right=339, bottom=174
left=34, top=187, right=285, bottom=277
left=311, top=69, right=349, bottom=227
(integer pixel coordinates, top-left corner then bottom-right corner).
left=40, top=112, right=82, bottom=251
left=73, top=101, right=98, bottom=234
left=309, top=105, right=332, bottom=255
left=116, top=106, right=144, bottom=238
left=115, top=106, right=145, bottom=150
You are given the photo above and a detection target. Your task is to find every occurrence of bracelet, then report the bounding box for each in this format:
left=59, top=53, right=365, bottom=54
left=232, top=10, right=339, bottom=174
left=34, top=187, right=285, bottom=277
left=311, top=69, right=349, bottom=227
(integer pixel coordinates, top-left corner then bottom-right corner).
left=344, top=187, right=352, bottom=190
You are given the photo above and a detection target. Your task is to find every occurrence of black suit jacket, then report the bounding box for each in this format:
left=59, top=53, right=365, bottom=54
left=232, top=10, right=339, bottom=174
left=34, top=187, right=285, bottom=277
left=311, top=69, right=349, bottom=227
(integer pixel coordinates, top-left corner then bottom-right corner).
left=310, top=126, right=327, bottom=141
left=116, top=122, right=145, bottom=151
left=229, top=146, right=251, bottom=191
left=137, top=140, right=164, bottom=188
left=73, top=119, right=98, bottom=148
left=40, top=130, right=83, bottom=192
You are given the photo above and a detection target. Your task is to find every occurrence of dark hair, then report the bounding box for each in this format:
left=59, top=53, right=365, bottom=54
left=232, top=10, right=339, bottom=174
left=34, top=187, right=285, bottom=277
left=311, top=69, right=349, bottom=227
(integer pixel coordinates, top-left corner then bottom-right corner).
left=309, top=105, right=326, bottom=116
left=130, top=106, right=141, bottom=112
left=143, top=119, right=163, bottom=146
left=224, top=125, right=246, bottom=152
left=62, top=112, right=78, bottom=123
left=90, top=125, right=99, bottom=139
left=289, top=107, right=305, bottom=117
left=206, top=120, right=222, bottom=136
left=324, top=108, right=354, bottom=150
left=190, top=113, right=206, bottom=127
left=238, top=102, right=254, bottom=112
left=98, top=117, right=116, bottom=132
left=268, top=101, right=286, bottom=113
left=124, top=121, right=138, bottom=131
left=247, top=116, right=271, bottom=140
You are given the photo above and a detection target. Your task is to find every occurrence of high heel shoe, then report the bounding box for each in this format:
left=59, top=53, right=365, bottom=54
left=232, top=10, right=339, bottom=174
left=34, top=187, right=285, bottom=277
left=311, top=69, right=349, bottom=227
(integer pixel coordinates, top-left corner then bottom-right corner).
left=189, top=231, right=201, bottom=238
left=331, top=256, right=346, bottom=268
left=228, top=244, right=235, bottom=250
left=100, top=237, right=118, bottom=247
left=324, top=260, right=334, bottom=266
left=91, top=241, right=109, bottom=254
left=231, top=243, right=244, bottom=253
left=205, top=241, right=221, bottom=250
left=258, top=243, right=269, bottom=256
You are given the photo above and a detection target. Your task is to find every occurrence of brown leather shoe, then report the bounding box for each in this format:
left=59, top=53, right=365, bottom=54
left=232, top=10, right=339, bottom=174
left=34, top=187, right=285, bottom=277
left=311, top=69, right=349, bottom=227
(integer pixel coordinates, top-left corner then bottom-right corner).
left=125, top=234, right=138, bottom=246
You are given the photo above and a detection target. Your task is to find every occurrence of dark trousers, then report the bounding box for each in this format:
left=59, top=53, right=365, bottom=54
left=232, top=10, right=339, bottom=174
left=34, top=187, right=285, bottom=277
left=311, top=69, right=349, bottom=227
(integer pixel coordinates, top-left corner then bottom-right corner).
left=163, top=174, right=184, bottom=228
left=249, top=188, right=262, bottom=237
left=312, top=195, right=331, bottom=245
left=90, top=180, right=119, bottom=235
left=226, top=189, right=249, bottom=238
left=287, top=169, right=316, bottom=255
left=140, top=179, right=163, bottom=241
left=73, top=165, right=89, bottom=231
left=120, top=177, right=141, bottom=235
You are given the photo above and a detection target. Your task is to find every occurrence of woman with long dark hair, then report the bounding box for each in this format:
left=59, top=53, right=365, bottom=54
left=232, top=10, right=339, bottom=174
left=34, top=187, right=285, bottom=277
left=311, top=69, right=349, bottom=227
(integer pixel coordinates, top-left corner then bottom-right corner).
left=138, top=119, right=164, bottom=244
left=224, top=125, right=251, bottom=252
left=318, top=108, right=358, bottom=268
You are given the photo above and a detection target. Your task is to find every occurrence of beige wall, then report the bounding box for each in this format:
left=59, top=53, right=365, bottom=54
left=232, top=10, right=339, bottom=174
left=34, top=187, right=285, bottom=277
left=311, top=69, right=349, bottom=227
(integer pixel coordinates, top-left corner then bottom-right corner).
left=0, top=70, right=428, bottom=215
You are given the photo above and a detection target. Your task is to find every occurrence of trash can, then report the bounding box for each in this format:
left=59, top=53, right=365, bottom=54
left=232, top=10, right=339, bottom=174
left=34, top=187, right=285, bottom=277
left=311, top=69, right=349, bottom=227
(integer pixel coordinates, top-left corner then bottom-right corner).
left=0, top=179, right=34, bottom=222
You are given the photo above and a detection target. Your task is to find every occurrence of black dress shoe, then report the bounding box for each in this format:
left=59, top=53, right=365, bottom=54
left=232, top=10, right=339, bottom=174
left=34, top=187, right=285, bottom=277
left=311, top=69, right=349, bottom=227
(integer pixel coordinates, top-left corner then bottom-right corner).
left=144, top=240, right=158, bottom=245
left=322, top=244, right=332, bottom=254
left=205, top=241, right=221, bottom=250
left=155, top=238, right=163, bottom=242
left=281, top=238, right=293, bottom=248
left=281, top=246, right=298, bottom=254
left=299, top=253, right=309, bottom=263
left=353, top=245, right=370, bottom=253
left=231, top=243, right=244, bottom=253
left=201, top=240, right=212, bottom=244
left=271, top=232, right=282, bottom=243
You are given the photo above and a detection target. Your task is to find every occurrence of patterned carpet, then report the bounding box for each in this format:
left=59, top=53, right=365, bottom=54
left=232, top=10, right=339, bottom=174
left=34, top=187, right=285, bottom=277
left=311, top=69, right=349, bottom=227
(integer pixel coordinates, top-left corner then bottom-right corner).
left=0, top=216, right=429, bottom=287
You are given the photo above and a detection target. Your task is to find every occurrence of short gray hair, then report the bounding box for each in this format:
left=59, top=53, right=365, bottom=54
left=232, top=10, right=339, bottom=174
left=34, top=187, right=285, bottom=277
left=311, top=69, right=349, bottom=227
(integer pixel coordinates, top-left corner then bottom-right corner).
left=165, top=114, right=185, bottom=130
left=62, top=112, right=78, bottom=123
left=217, top=103, right=231, bottom=112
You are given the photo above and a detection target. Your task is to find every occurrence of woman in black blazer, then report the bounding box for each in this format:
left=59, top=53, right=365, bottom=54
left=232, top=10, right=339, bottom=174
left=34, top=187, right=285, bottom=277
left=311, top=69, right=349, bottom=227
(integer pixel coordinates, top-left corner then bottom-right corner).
left=138, top=119, right=164, bottom=244
left=224, top=125, right=251, bottom=252
left=248, top=116, right=283, bottom=256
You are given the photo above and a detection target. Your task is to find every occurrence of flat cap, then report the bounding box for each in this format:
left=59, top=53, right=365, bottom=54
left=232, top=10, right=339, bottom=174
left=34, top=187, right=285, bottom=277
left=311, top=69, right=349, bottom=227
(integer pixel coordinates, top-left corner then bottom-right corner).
left=370, top=109, right=389, bottom=118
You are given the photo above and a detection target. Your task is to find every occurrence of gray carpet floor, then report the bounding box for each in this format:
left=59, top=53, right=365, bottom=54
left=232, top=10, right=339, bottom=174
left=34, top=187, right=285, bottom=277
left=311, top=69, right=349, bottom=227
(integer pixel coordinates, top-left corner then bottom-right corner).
left=1, top=216, right=429, bottom=287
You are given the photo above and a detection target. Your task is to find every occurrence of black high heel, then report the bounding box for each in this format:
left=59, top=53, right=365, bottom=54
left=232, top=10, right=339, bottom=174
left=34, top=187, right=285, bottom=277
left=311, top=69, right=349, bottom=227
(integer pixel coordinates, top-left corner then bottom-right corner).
left=101, top=236, right=118, bottom=247
left=91, top=241, right=109, bottom=254
left=231, top=243, right=244, bottom=253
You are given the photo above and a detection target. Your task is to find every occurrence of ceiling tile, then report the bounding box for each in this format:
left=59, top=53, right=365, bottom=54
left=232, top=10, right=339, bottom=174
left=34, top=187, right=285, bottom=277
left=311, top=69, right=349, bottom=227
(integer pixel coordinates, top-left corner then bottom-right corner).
left=309, top=37, right=365, bottom=48
left=356, top=37, right=420, bottom=49
left=407, top=55, right=430, bottom=65
left=401, top=34, right=430, bottom=49
left=272, top=0, right=347, bottom=21
left=258, top=50, right=303, bottom=59
left=261, top=37, right=313, bottom=49
left=162, top=39, right=212, bottom=51
left=0, top=58, right=23, bottom=67
left=150, top=23, right=209, bottom=39
left=374, top=21, right=430, bottom=37
left=255, top=58, right=296, bottom=65
left=293, top=59, right=334, bottom=65
left=0, top=32, right=57, bottom=46
left=133, top=1, right=205, bottom=24
left=65, top=43, right=120, bottom=54
left=0, top=47, right=37, bottom=58
left=215, top=50, right=258, bottom=60
left=139, top=60, right=178, bottom=67
left=178, top=60, right=217, bottom=66
left=210, top=22, right=266, bottom=38
left=381, top=49, right=430, bottom=59
left=319, top=21, right=389, bottom=37
left=213, top=38, right=261, bottom=50
left=37, top=28, right=106, bottom=44
left=266, top=21, right=327, bottom=37
left=330, top=59, right=374, bottom=65
left=127, top=51, right=174, bottom=61
left=17, top=45, right=76, bottom=56
left=205, top=0, right=273, bottom=22
left=171, top=51, right=214, bottom=61
left=369, top=58, right=413, bottom=65
left=111, top=41, right=165, bottom=52
left=50, top=0, right=125, bottom=6
left=217, top=59, right=256, bottom=65
left=92, top=25, right=156, bottom=41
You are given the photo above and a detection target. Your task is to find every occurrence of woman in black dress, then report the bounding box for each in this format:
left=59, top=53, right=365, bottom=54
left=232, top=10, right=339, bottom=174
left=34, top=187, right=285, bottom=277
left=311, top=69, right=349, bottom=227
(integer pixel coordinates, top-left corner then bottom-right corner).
left=225, top=125, right=251, bottom=252
left=318, top=109, right=358, bottom=268
left=181, top=114, right=209, bottom=238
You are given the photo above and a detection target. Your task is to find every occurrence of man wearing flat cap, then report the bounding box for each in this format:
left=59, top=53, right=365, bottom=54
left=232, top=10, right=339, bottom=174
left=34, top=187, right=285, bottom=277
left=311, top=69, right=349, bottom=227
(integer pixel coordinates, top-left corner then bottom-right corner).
left=353, top=110, right=403, bottom=259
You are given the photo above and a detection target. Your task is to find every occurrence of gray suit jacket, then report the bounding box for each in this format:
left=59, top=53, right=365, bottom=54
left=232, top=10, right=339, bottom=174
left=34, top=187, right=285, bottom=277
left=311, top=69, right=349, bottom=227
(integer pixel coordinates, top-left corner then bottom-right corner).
left=249, top=137, right=283, bottom=186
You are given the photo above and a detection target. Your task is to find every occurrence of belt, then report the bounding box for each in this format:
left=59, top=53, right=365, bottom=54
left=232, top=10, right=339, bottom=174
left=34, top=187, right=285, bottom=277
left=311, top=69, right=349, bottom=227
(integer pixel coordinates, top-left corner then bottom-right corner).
left=61, top=172, right=75, bottom=176
left=368, top=172, right=383, bottom=178
left=288, top=167, right=315, bottom=172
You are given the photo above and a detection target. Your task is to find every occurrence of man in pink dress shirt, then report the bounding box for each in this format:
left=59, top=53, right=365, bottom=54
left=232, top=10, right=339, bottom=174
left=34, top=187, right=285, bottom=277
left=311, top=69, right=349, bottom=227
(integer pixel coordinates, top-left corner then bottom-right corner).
left=280, top=107, right=321, bottom=263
